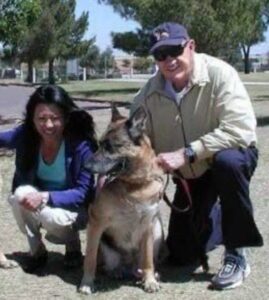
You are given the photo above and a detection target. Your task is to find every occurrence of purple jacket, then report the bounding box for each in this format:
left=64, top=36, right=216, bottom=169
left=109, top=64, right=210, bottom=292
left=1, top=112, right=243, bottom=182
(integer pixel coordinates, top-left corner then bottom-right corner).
left=0, top=125, right=95, bottom=210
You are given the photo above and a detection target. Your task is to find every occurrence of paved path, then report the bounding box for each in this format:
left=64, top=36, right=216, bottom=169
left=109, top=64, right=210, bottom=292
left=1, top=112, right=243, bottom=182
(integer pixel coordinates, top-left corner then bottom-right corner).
left=0, top=82, right=267, bottom=122
left=243, top=82, right=269, bottom=85
left=0, top=86, right=120, bottom=122
left=0, top=86, right=33, bottom=119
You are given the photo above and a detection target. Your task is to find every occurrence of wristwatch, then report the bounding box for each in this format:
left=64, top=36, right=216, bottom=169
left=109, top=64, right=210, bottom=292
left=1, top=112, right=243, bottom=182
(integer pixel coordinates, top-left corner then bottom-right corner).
left=184, top=145, right=196, bottom=164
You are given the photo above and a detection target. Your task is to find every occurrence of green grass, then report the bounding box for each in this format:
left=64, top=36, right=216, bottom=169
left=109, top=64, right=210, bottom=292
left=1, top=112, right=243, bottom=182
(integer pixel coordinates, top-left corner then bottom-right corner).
left=61, top=80, right=144, bottom=102
left=239, top=72, right=269, bottom=82
left=245, top=85, right=269, bottom=102
left=59, top=74, right=269, bottom=103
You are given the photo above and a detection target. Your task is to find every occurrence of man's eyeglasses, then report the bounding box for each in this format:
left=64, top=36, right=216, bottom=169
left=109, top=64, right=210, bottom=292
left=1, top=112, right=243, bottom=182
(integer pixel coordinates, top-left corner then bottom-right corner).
left=153, top=44, right=187, bottom=62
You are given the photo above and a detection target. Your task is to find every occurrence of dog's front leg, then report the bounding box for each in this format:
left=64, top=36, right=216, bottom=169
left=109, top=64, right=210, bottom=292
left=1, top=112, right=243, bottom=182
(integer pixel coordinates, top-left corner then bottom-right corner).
left=78, top=222, right=103, bottom=295
left=139, top=226, right=160, bottom=293
left=0, top=252, right=18, bottom=269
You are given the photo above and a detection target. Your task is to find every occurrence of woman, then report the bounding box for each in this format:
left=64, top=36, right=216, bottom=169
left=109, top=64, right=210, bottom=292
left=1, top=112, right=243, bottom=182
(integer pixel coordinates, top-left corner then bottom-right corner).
left=0, top=85, right=98, bottom=273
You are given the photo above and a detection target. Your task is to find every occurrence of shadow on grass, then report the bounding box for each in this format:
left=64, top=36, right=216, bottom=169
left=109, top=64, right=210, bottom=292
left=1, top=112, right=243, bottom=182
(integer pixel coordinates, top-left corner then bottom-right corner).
left=83, top=103, right=130, bottom=111
left=254, top=95, right=269, bottom=101
left=7, top=251, right=82, bottom=286
left=257, top=116, right=269, bottom=127
left=70, top=88, right=140, bottom=97
left=5, top=251, right=133, bottom=292
left=93, top=263, right=214, bottom=292
left=6, top=251, right=214, bottom=292
left=159, top=261, right=214, bottom=284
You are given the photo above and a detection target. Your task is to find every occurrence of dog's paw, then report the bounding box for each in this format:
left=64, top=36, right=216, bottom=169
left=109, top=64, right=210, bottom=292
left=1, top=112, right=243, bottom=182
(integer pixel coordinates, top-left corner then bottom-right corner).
left=143, top=279, right=160, bottom=293
left=0, top=259, right=18, bottom=269
left=78, top=283, right=95, bottom=295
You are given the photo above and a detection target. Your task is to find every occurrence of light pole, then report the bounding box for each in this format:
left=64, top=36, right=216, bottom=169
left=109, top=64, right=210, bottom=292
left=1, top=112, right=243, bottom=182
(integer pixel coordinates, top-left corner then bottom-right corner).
left=104, top=55, right=107, bottom=79
left=130, top=54, right=134, bottom=78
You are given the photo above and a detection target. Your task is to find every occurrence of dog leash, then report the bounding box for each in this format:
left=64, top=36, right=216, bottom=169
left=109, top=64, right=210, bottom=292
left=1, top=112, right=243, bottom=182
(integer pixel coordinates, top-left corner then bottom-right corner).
left=162, top=172, right=209, bottom=272
left=162, top=173, right=192, bottom=213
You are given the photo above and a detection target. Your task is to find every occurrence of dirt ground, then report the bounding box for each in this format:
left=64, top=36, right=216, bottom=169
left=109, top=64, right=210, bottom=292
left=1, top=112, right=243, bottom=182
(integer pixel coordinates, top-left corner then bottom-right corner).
left=0, top=103, right=269, bottom=300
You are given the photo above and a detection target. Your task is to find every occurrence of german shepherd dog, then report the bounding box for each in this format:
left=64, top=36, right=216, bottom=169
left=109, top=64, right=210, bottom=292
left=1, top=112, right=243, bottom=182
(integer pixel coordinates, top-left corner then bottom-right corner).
left=79, top=107, right=165, bottom=294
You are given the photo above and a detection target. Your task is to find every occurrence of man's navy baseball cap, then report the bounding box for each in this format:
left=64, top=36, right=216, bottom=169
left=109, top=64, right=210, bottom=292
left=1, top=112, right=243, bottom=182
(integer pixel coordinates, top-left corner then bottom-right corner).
left=149, top=22, right=190, bottom=53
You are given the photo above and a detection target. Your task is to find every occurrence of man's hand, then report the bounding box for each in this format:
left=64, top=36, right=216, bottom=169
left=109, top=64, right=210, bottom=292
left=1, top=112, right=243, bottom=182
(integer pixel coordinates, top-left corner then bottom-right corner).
left=20, top=192, right=43, bottom=211
left=156, top=148, right=187, bottom=172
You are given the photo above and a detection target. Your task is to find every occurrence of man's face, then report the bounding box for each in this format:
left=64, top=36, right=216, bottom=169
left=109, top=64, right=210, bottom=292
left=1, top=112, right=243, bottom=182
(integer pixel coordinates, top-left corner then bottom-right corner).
left=154, top=40, right=195, bottom=90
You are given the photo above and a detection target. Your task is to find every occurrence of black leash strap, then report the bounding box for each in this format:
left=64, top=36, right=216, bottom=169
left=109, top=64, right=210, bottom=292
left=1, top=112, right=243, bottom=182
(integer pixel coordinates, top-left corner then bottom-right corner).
left=162, top=174, right=192, bottom=213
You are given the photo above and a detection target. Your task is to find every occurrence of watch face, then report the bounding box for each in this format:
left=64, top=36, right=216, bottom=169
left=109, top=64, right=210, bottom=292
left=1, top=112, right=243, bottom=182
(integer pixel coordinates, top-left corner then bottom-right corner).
left=185, top=146, right=195, bottom=163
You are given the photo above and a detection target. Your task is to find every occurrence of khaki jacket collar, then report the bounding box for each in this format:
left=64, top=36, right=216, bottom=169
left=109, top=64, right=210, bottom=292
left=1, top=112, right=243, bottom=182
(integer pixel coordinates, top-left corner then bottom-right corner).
left=190, top=53, right=210, bottom=87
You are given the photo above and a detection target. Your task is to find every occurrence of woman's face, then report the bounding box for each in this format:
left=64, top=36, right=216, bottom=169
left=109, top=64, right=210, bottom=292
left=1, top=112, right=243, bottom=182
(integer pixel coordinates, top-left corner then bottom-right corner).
left=33, top=103, right=65, bottom=142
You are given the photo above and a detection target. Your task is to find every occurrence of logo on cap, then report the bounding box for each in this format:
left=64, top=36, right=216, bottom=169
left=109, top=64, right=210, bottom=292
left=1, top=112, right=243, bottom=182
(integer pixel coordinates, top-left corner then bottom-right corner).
left=153, top=30, right=169, bottom=41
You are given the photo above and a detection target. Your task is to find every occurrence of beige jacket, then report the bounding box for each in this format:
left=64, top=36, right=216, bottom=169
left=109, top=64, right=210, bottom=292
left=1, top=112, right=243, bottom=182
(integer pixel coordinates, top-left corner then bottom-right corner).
left=131, top=53, right=257, bottom=178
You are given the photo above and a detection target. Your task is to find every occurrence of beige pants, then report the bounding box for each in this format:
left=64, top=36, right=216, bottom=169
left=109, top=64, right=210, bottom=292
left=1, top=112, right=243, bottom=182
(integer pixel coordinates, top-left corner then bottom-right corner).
left=9, top=190, right=82, bottom=255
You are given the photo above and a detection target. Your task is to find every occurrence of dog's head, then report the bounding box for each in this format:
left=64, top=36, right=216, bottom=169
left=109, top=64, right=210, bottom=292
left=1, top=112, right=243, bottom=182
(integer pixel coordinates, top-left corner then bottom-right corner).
left=85, top=105, right=150, bottom=176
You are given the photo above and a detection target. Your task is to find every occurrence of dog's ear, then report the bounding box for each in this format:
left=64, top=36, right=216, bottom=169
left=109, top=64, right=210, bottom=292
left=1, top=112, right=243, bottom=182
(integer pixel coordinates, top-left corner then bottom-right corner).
left=111, top=104, right=125, bottom=122
left=127, top=106, right=147, bottom=142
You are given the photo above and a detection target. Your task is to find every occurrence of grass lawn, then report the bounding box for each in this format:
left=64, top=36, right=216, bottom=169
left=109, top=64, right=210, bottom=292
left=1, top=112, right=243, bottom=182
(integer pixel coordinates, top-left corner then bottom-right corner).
left=60, top=73, right=269, bottom=103
left=239, top=72, right=269, bottom=82
left=1, top=73, right=269, bottom=300
left=1, top=87, right=269, bottom=300
left=61, top=80, right=144, bottom=102
left=245, top=84, right=269, bottom=102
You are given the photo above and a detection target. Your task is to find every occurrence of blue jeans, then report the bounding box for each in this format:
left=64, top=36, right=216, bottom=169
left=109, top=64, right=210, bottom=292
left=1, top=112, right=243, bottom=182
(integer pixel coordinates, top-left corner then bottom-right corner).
left=166, top=147, right=263, bottom=265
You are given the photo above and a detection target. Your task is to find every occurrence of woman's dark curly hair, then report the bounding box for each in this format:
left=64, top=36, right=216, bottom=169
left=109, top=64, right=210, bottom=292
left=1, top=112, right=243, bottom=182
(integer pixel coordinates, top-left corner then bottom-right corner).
left=22, top=84, right=98, bottom=170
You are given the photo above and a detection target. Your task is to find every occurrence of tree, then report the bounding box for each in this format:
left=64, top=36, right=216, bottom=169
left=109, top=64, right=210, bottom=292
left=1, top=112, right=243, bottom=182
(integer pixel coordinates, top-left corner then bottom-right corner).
left=0, top=0, right=91, bottom=83
left=0, top=47, right=17, bottom=68
left=133, top=57, right=152, bottom=73
left=0, top=0, right=42, bottom=79
left=79, top=41, right=101, bottom=73
left=231, top=1, right=268, bottom=73
left=100, top=0, right=224, bottom=54
left=18, top=10, right=54, bottom=82
left=40, top=0, right=90, bottom=83
left=112, top=29, right=149, bottom=56
left=98, top=47, right=115, bottom=76
left=0, top=0, right=40, bottom=45
left=210, top=0, right=269, bottom=73
left=122, top=59, right=131, bottom=68
left=100, top=0, right=269, bottom=72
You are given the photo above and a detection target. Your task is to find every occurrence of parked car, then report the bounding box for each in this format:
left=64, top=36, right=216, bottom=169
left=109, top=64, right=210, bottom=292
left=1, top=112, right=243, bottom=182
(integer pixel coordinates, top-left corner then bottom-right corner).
left=67, top=73, right=79, bottom=81
left=2, top=68, right=16, bottom=79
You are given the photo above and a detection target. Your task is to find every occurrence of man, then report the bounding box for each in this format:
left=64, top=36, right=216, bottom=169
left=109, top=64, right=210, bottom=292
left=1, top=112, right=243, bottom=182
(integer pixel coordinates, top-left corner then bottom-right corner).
left=131, top=22, right=263, bottom=290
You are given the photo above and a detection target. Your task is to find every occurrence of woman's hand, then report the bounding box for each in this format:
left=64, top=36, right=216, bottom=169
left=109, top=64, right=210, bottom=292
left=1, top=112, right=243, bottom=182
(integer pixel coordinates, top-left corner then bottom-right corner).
left=156, top=148, right=187, bottom=173
left=20, top=192, right=44, bottom=211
